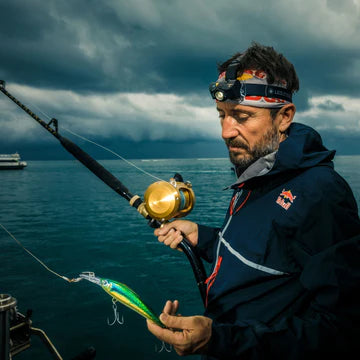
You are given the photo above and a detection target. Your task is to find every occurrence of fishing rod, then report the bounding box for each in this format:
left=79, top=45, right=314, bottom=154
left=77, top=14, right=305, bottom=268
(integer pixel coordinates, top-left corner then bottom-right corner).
left=0, top=80, right=207, bottom=306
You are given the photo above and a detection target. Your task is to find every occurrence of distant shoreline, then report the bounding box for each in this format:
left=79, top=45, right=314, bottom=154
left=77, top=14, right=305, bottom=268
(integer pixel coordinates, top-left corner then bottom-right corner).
left=13, top=155, right=360, bottom=162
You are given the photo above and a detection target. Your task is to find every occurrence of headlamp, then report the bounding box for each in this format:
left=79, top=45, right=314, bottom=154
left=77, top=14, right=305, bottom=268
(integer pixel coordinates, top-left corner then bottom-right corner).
left=209, top=59, right=293, bottom=104
left=209, top=60, right=242, bottom=102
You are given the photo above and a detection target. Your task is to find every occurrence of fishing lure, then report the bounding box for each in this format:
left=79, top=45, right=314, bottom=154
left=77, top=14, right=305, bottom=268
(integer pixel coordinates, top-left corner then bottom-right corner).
left=79, top=272, right=165, bottom=328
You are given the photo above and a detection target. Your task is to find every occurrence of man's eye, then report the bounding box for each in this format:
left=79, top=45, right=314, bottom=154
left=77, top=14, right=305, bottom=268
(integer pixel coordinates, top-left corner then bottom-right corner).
left=234, top=114, right=249, bottom=122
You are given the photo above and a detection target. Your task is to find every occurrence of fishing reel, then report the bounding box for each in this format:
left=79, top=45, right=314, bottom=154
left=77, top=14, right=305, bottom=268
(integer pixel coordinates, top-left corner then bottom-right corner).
left=132, top=173, right=195, bottom=223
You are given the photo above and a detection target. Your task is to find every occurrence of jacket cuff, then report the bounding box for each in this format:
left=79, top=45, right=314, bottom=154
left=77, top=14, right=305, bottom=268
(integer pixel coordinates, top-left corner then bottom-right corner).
left=206, top=320, right=259, bottom=359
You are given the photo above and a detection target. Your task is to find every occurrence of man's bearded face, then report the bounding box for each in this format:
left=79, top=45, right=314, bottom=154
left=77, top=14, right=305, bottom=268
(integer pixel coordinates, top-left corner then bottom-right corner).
left=225, top=125, right=280, bottom=172
left=217, top=102, right=282, bottom=174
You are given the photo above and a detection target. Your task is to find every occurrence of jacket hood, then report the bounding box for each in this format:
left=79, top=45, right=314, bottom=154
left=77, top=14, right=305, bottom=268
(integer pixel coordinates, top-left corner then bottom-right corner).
left=270, top=122, right=335, bottom=174
left=231, top=122, right=335, bottom=187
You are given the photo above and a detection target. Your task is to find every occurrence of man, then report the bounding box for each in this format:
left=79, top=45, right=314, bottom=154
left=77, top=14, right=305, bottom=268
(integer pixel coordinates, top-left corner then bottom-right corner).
left=147, top=43, right=360, bottom=359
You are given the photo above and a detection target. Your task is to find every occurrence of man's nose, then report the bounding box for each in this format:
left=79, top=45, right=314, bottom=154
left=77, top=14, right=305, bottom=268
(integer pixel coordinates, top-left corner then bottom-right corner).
left=221, top=116, right=238, bottom=139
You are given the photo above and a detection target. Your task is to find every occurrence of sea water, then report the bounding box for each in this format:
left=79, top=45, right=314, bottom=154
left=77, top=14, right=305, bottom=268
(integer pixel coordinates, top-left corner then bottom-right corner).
left=0, top=157, right=359, bottom=360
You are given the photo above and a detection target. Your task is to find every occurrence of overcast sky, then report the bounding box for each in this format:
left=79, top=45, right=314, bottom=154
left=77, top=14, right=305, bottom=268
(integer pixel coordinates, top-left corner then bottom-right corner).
left=0, top=0, right=359, bottom=159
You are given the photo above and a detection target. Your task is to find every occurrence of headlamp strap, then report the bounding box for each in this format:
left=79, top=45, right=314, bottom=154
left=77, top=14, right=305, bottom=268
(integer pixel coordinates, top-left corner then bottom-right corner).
left=240, top=83, right=292, bottom=102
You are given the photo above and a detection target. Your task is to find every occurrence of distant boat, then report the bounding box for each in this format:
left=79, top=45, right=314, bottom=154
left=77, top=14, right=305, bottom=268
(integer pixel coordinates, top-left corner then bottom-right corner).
left=0, top=153, right=27, bottom=170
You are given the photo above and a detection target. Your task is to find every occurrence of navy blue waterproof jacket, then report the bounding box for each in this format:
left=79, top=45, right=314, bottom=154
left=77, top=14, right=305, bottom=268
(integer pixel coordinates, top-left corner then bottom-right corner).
left=196, top=123, right=360, bottom=359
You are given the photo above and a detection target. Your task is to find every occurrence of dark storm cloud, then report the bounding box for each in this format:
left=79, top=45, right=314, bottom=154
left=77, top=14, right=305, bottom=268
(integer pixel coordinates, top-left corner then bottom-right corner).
left=1, top=0, right=359, bottom=100
left=0, top=0, right=359, bottom=158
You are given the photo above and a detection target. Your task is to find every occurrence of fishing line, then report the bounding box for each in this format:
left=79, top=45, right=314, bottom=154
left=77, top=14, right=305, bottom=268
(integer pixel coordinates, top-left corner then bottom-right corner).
left=0, top=223, right=81, bottom=283
left=26, top=99, right=53, bottom=123
left=60, top=126, right=164, bottom=182
left=10, top=86, right=165, bottom=182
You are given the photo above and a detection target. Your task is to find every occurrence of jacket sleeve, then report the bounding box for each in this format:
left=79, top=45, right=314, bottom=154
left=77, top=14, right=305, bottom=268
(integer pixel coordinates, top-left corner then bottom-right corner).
left=207, top=233, right=360, bottom=359
left=195, top=224, right=220, bottom=263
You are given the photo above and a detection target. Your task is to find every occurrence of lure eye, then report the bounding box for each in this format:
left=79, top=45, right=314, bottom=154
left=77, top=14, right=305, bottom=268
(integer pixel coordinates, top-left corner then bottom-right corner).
left=102, top=280, right=110, bottom=287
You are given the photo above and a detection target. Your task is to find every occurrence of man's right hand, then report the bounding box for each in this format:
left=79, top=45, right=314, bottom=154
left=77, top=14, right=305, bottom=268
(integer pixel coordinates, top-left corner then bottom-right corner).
left=154, top=220, right=198, bottom=250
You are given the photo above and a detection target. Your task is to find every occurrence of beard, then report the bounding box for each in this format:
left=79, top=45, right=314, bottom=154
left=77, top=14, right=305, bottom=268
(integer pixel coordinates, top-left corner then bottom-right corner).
left=225, top=125, right=280, bottom=174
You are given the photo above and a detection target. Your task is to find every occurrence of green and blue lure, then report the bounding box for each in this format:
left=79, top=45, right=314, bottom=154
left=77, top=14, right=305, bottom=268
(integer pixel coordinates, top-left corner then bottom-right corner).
left=79, top=272, right=165, bottom=328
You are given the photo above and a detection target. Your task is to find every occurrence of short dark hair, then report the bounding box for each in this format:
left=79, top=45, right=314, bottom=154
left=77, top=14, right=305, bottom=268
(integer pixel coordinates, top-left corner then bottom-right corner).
left=218, top=42, right=300, bottom=94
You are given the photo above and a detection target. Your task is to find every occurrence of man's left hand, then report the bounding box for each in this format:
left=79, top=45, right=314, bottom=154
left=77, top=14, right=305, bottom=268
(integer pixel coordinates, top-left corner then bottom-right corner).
left=146, top=301, right=212, bottom=356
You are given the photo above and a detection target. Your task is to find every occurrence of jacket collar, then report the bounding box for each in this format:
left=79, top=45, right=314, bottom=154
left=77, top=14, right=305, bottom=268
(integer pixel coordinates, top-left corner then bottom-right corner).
left=228, top=122, right=335, bottom=189
left=229, top=151, right=277, bottom=188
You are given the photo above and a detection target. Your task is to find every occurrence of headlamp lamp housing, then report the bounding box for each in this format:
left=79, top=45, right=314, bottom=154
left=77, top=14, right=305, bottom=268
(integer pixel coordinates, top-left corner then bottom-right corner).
left=209, top=80, right=242, bottom=102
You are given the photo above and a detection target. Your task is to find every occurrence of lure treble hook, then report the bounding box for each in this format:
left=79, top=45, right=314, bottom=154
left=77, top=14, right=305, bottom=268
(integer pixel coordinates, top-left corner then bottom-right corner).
left=155, top=341, right=172, bottom=353
left=107, top=298, right=124, bottom=326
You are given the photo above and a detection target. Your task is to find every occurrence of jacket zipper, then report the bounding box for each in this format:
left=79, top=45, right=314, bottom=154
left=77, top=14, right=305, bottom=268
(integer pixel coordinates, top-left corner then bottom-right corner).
left=205, top=185, right=252, bottom=306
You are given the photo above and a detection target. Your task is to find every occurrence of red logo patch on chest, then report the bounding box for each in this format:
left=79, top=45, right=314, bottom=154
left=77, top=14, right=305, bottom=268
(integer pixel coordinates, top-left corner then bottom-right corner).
left=276, top=189, right=297, bottom=210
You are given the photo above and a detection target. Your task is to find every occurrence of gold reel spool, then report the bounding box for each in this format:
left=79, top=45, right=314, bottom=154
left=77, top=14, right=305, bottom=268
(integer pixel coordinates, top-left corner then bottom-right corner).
left=144, top=178, right=195, bottom=222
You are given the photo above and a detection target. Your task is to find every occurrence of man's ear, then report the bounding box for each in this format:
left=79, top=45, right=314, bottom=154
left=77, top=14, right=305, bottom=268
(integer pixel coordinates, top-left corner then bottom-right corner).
left=277, top=103, right=296, bottom=133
